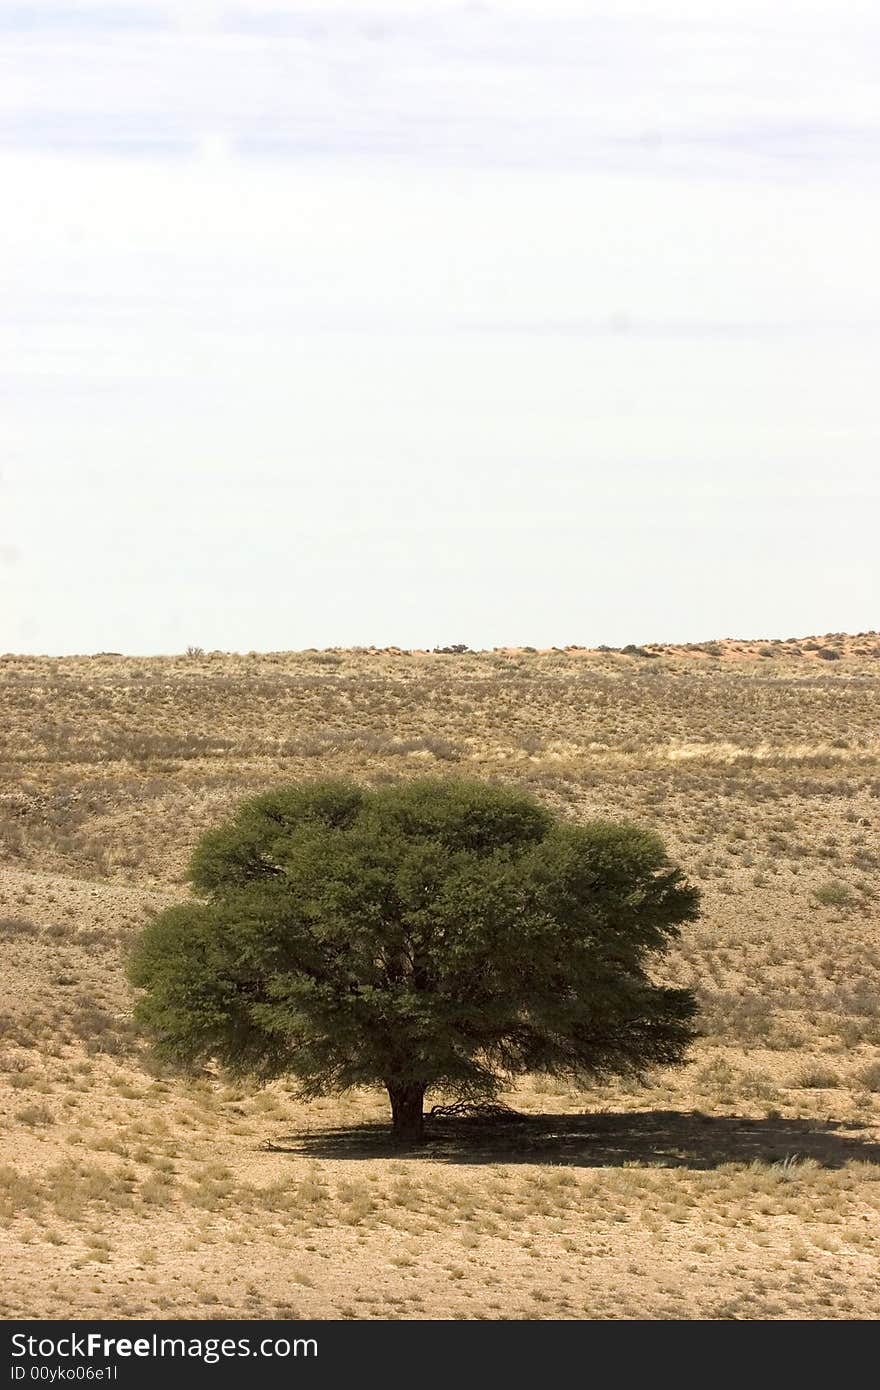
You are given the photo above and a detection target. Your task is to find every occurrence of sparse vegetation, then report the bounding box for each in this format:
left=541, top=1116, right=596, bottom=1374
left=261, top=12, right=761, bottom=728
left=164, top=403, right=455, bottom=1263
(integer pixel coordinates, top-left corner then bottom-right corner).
left=1, top=634, right=879, bottom=1319
left=813, top=879, right=854, bottom=908
left=792, top=1067, right=840, bottom=1090
left=855, top=1061, right=880, bottom=1093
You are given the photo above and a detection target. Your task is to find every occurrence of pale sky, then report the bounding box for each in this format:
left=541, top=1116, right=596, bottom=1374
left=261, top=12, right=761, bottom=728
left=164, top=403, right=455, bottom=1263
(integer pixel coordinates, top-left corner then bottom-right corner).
left=2, top=1, right=879, bottom=653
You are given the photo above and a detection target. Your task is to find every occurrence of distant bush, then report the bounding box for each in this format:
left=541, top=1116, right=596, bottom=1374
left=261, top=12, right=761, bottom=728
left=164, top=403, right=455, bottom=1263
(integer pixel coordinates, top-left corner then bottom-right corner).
left=816, top=648, right=841, bottom=661
left=813, top=879, right=853, bottom=908
left=419, top=737, right=463, bottom=762
left=855, top=1061, right=880, bottom=1092
left=792, top=1066, right=840, bottom=1089
left=15, top=1103, right=54, bottom=1127
left=0, top=917, right=39, bottom=939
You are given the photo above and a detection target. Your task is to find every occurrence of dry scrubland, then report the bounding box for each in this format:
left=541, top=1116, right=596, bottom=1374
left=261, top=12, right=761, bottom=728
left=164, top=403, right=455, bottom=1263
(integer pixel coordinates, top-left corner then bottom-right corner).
left=2, top=633, right=880, bottom=1320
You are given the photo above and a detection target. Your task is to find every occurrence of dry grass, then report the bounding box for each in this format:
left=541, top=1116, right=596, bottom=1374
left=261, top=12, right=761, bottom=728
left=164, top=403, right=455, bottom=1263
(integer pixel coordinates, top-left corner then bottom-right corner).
left=1, top=635, right=879, bottom=1319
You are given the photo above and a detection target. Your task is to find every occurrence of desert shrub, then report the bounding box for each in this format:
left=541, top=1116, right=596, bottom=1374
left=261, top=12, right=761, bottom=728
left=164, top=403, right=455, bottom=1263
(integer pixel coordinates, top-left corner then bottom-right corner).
left=791, top=1067, right=840, bottom=1090
left=15, top=1103, right=54, bottom=1127
left=813, top=879, right=853, bottom=908
left=0, top=917, right=39, bottom=939
left=418, top=737, right=463, bottom=762
left=853, top=1061, right=880, bottom=1092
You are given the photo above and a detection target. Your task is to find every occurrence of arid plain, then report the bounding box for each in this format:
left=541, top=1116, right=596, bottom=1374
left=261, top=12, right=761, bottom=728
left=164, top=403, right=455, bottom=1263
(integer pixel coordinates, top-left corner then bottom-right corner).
left=2, top=634, right=879, bottom=1320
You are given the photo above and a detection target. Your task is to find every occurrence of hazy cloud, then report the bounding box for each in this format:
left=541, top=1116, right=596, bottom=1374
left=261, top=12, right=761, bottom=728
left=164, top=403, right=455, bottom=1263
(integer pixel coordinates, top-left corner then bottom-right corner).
left=1, top=2, right=879, bottom=651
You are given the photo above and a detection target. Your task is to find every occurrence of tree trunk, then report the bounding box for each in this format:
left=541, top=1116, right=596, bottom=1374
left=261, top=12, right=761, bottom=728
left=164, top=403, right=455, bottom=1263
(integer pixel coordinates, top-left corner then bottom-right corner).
left=386, top=1082, right=426, bottom=1142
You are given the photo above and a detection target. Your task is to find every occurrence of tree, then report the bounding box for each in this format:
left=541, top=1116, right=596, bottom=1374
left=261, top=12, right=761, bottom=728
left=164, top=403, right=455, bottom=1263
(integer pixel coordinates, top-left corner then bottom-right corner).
left=128, top=779, right=700, bottom=1142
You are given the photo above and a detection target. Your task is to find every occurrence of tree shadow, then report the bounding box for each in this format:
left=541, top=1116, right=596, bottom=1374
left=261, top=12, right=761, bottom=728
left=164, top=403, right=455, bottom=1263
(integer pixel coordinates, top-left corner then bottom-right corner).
left=264, top=1109, right=880, bottom=1169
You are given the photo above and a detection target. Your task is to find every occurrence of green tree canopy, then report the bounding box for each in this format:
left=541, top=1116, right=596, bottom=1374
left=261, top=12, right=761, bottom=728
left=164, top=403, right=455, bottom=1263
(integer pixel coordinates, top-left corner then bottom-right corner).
left=129, top=778, right=700, bottom=1140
